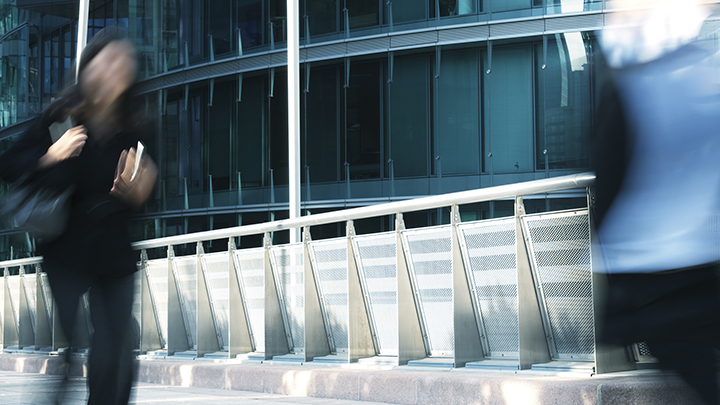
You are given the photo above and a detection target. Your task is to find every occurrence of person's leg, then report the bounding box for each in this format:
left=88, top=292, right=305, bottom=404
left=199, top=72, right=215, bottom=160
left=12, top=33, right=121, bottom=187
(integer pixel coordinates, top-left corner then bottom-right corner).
left=647, top=339, right=718, bottom=405
left=87, top=272, right=137, bottom=405
left=43, top=265, right=90, bottom=404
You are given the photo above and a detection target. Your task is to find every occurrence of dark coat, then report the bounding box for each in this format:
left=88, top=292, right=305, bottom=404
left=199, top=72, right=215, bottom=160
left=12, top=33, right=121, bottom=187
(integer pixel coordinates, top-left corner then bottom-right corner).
left=0, top=109, right=143, bottom=277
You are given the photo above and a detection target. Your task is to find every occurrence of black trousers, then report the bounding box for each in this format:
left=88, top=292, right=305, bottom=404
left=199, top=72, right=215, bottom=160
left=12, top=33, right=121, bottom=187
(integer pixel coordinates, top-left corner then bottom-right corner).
left=44, top=265, right=137, bottom=405
left=600, top=264, right=720, bottom=405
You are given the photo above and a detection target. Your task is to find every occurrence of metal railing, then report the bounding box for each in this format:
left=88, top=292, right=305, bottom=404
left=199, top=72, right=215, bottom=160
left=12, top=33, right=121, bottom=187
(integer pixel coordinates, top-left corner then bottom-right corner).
left=2, top=172, right=639, bottom=373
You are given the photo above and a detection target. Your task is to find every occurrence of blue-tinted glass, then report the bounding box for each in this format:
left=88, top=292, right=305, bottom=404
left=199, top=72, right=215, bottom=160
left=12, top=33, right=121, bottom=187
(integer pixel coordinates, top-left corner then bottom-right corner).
left=536, top=33, right=591, bottom=170
left=208, top=0, right=232, bottom=56
left=305, top=66, right=339, bottom=183
left=437, top=50, right=479, bottom=174
left=484, top=45, right=533, bottom=173
left=306, top=0, right=337, bottom=36
left=237, top=76, right=264, bottom=188
left=390, top=54, right=429, bottom=177
left=346, top=0, right=380, bottom=30
left=208, top=82, right=233, bottom=190
left=345, top=62, right=381, bottom=180
left=393, top=0, right=426, bottom=23
left=235, top=0, right=263, bottom=49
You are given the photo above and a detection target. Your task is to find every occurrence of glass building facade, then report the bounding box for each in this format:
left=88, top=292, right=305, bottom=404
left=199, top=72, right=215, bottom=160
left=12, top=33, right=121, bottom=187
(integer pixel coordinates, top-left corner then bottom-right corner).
left=1, top=0, right=671, bottom=260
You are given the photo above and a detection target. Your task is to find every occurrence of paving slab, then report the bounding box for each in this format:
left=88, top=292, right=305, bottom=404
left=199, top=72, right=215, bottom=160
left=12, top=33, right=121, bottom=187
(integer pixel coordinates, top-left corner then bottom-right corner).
left=0, top=353, right=708, bottom=404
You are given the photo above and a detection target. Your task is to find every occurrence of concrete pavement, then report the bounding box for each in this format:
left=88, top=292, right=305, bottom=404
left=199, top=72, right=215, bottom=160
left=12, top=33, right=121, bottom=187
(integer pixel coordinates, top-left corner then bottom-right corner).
left=0, top=353, right=707, bottom=404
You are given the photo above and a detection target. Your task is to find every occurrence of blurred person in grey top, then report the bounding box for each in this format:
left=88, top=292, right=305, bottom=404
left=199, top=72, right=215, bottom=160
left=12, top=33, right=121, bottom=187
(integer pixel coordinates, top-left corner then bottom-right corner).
left=594, top=1, right=720, bottom=403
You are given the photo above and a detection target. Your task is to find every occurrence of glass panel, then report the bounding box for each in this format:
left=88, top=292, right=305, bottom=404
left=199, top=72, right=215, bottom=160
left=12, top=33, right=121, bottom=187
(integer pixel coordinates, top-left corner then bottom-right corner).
left=437, top=50, right=479, bottom=174
left=269, top=0, right=287, bottom=44
left=491, top=0, right=531, bottom=13
left=390, top=55, right=429, bottom=177
left=393, top=0, right=426, bottom=23
left=305, top=66, right=339, bottom=183
left=536, top=33, right=591, bottom=170
left=235, top=0, right=263, bottom=49
left=345, top=62, right=381, bottom=180
left=208, top=0, right=233, bottom=56
left=544, top=0, right=602, bottom=14
left=164, top=0, right=181, bottom=69
left=484, top=46, right=533, bottom=173
left=270, top=71, right=289, bottom=185
left=432, top=0, right=476, bottom=17
left=236, top=76, right=265, bottom=188
left=208, top=82, right=233, bottom=191
left=164, top=99, right=181, bottom=199
left=347, top=0, right=379, bottom=30
left=306, top=0, right=337, bottom=36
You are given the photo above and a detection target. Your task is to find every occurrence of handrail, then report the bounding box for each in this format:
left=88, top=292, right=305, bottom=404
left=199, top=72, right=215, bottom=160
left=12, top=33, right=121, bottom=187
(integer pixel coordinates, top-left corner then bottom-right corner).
left=0, top=256, right=44, bottom=268
left=132, top=172, right=594, bottom=250
left=0, top=172, right=594, bottom=265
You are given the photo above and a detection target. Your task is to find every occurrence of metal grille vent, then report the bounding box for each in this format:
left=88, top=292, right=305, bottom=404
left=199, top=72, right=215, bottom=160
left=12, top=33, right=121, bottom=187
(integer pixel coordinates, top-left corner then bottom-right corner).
left=310, top=238, right=349, bottom=352
left=23, top=273, right=37, bottom=334
left=524, top=211, right=594, bottom=358
left=203, top=252, right=231, bottom=350
left=353, top=232, right=398, bottom=355
left=402, top=226, right=454, bottom=355
left=270, top=244, right=305, bottom=352
left=458, top=218, right=519, bottom=356
left=234, top=248, right=265, bottom=353
left=173, top=256, right=199, bottom=349
left=146, top=259, right=169, bottom=348
left=637, top=341, right=653, bottom=357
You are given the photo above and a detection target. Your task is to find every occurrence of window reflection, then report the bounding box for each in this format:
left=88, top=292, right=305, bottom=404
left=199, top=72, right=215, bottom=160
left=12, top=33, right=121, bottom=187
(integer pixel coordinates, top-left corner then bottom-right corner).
left=535, top=33, right=592, bottom=170
left=345, top=0, right=380, bottom=30
left=432, top=0, right=476, bottom=17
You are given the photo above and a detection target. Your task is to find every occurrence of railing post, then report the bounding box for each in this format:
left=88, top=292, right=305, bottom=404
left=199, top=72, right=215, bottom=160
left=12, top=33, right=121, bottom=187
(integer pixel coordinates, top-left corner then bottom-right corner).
left=166, top=245, right=189, bottom=356
left=516, top=196, right=552, bottom=369
left=451, top=205, right=484, bottom=367
left=347, top=220, right=377, bottom=362
left=303, top=226, right=331, bottom=361
left=263, top=232, right=290, bottom=360
left=140, top=249, right=162, bottom=353
left=396, top=213, right=427, bottom=365
left=196, top=242, right=220, bottom=357
left=34, top=266, right=51, bottom=351
left=3, top=268, right=18, bottom=349
left=18, top=266, right=34, bottom=349
left=228, top=237, right=253, bottom=357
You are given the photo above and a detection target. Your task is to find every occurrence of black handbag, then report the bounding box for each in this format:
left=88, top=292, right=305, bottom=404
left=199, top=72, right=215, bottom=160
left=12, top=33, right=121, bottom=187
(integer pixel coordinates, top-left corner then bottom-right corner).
left=1, top=175, right=73, bottom=242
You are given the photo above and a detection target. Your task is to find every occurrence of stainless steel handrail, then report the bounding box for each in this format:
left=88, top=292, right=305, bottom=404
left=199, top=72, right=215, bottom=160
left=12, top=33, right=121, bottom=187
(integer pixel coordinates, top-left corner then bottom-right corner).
left=132, top=172, right=594, bottom=250
left=0, top=172, right=594, bottom=264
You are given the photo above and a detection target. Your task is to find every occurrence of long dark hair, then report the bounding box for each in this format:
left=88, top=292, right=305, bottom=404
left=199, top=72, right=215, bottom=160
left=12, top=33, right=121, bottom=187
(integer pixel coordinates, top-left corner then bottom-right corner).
left=45, top=27, right=141, bottom=129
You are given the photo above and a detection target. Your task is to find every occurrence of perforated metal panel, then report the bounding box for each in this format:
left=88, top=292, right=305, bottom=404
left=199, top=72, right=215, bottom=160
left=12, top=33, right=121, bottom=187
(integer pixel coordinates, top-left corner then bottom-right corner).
left=523, top=210, right=594, bottom=359
left=234, top=248, right=265, bottom=353
left=270, top=244, right=305, bottom=352
left=637, top=341, right=653, bottom=357
left=309, top=238, right=349, bottom=352
left=23, top=273, right=37, bottom=334
left=353, top=232, right=397, bottom=355
left=173, top=256, right=198, bottom=349
left=402, top=226, right=454, bottom=355
left=458, top=218, right=519, bottom=357
left=202, top=252, right=230, bottom=350
left=146, top=259, right=169, bottom=348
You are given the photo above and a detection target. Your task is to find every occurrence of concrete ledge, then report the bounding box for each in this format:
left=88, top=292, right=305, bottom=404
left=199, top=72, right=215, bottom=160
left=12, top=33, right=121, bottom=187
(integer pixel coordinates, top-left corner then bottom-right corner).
left=0, top=354, right=705, bottom=404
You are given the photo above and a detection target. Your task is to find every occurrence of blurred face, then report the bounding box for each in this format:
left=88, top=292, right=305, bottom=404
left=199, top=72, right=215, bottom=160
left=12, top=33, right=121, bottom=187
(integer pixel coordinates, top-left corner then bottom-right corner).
left=80, top=40, right=137, bottom=114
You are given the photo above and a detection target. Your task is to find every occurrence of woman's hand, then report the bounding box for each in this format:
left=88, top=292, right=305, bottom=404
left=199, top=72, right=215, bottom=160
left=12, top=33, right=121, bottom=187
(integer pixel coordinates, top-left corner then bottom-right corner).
left=38, top=126, right=87, bottom=169
left=109, top=148, right=157, bottom=208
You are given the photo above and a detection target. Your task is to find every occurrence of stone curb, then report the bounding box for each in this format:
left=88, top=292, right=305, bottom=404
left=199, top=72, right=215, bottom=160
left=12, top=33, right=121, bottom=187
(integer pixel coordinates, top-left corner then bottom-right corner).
left=0, top=354, right=703, bottom=404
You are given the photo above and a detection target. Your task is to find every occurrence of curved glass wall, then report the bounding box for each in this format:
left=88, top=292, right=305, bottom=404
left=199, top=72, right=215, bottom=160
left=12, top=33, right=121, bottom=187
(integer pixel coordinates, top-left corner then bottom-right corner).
left=0, top=0, right=615, bottom=260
